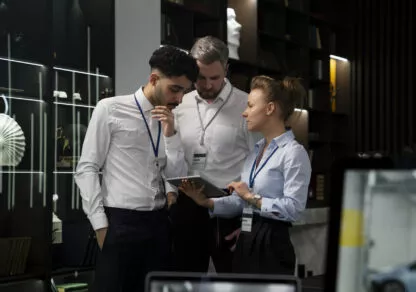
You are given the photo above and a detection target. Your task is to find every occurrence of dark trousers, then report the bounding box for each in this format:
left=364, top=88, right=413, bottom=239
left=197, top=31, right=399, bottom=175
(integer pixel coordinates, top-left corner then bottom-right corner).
left=92, top=207, right=171, bottom=292
left=169, top=193, right=240, bottom=273
left=232, top=214, right=296, bottom=275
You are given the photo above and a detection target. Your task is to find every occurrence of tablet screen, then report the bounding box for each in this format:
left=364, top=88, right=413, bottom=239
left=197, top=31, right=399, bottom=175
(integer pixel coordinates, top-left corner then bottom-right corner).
left=336, top=169, right=416, bottom=292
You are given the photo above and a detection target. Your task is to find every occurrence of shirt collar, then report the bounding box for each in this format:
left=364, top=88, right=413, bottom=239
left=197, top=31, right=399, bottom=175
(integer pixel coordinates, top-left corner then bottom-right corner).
left=134, top=87, right=154, bottom=112
left=195, top=78, right=232, bottom=104
left=255, top=129, right=295, bottom=150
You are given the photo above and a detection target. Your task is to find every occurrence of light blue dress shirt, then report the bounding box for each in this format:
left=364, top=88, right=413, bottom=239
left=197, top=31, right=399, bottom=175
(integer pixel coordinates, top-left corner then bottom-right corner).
left=212, top=130, right=312, bottom=222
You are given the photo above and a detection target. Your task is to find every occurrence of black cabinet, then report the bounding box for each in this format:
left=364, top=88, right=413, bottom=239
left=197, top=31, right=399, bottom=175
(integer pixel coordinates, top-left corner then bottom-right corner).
left=0, top=0, right=114, bottom=289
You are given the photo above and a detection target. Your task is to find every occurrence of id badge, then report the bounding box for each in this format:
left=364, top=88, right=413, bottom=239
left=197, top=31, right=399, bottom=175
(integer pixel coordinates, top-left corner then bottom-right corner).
left=190, top=146, right=207, bottom=172
left=241, top=207, right=254, bottom=233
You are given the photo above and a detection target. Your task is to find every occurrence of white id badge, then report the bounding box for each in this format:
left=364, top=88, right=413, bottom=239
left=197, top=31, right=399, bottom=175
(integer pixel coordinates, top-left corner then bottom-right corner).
left=241, top=207, right=254, bottom=233
left=190, top=146, right=207, bottom=172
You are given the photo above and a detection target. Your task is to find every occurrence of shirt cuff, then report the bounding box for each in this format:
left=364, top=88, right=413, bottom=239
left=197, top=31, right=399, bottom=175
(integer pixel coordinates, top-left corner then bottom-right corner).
left=165, top=181, right=178, bottom=195
left=164, top=132, right=181, bottom=150
left=89, top=212, right=109, bottom=230
left=261, top=197, right=286, bottom=220
left=212, top=197, right=227, bottom=216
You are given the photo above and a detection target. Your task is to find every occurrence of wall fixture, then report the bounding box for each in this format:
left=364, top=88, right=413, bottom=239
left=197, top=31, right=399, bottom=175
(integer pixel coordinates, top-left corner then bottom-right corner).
left=0, top=57, right=44, bottom=67
left=330, top=55, right=348, bottom=62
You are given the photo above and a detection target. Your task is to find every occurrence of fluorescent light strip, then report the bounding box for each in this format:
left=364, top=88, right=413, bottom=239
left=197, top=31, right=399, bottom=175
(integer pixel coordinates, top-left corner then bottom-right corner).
left=72, top=73, right=76, bottom=209
left=1, top=94, right=8, bottom=114
left=11, top=113, right=16, bottom=209
left=295, top=108, right=308, bottom=113
left=54, top=171, right=103, bottom=175
left=2, top=171, right=44, bottom=174
left=53, top=66, right=109, bottom=78
left=30, top=114, right=34, bottom=208
left=53, top=101, right=95, bottom=109
left=2, top=94, right=45, bottom=103
left=43, top=112, right=47, bottom=207
left=76, top=111, right=81, bottom=210
left=54, top=99, right=58, bottom=194
left=0, top=57, right=44, bottom=67
left=330, top=55, right=349, bottom=62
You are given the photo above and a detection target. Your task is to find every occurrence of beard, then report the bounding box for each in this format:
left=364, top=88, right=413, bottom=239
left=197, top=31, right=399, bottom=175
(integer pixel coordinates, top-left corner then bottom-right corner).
left=154, top=85, right=178, bottom=110
left=153, top=84, right=164, bottom=106
left=197, top=88, right=221, bottom=100
left=166, top=102, right=179, bottom=110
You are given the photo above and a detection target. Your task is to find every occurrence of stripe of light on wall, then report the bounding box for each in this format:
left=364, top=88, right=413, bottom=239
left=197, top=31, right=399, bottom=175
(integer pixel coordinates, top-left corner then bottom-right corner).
left=53, top=101, right=95, bottom=109
left=0, top=57, right=44, bottom=67
left=2, top=94, right=45, bottom=103
left=330, top=55, right=349, bottom=62
left=53, top=66, right=109, bottom=78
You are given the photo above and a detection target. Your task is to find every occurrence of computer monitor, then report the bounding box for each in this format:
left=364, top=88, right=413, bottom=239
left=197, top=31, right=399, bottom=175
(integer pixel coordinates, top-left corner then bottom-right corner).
left=325, top=157, right=416, bottom=292
left=146, top=272, right=301, bottom=292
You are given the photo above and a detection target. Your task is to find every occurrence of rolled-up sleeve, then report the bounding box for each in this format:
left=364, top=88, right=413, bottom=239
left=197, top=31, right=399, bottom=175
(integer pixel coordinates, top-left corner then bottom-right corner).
left=260, top=146, right=311, bottom=221
left=163, top=133, right=188, bottom=179
left=74, top=100, right=112, bottom=230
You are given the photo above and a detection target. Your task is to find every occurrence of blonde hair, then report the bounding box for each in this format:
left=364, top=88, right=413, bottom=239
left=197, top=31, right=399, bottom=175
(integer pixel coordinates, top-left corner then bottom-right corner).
left=250, top=75, right=306, bottom=121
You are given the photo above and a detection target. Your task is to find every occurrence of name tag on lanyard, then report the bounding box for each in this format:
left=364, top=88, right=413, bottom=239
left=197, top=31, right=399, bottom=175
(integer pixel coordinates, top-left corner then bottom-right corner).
left=190, top=144, right=207, bottom=172
left=241, top=206, right=254, bottom=232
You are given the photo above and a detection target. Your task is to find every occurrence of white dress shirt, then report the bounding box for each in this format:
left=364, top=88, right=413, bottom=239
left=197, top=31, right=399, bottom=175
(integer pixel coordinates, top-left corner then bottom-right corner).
left=173, top=79, right=260, bottom=190
left=75, top=88, right=187, bottom=230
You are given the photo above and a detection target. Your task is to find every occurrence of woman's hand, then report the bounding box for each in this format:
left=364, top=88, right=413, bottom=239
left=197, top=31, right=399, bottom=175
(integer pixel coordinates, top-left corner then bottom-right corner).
left=179, top=179, right=213, bottom=210
left=227, top=181, right=252, bottom=201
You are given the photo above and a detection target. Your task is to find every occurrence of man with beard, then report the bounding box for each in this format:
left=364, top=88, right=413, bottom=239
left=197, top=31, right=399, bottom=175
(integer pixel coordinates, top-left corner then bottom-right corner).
left=74, top=45, right=198, bottom=292
left=169, top=36, right=260, bottom=273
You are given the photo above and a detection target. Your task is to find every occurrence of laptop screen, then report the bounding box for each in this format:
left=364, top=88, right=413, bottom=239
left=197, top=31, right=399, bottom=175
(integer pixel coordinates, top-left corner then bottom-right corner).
left=336, top=169, right=416, bottom=292
left=146, top=272, right=299, bottom=292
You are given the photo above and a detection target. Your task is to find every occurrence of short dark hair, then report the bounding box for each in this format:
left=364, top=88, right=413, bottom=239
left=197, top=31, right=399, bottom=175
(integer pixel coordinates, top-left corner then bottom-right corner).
left=149, top=45, right=199, bottom=83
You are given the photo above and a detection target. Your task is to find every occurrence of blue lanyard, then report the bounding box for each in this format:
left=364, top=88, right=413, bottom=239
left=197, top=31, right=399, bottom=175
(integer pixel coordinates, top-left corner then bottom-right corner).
left=249, top=145, right=279, bottom=189
left=134, top=94, right=161, bottom=158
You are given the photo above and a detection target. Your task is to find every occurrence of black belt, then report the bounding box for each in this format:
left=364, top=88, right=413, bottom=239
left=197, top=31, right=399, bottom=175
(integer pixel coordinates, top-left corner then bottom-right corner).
left=105, top=206, right=168, bottom=224
left=252, top=213, right=292, bottom=227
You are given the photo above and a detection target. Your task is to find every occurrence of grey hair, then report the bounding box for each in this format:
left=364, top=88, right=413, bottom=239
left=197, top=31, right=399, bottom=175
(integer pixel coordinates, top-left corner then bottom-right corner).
left=190, top=36, right=229, bottom=67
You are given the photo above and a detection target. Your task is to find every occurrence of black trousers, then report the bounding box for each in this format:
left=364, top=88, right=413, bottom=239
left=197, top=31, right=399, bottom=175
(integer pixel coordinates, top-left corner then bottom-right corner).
left=169, top=192, right=240, bottom=273
left=232, top=214, right=296, bottom=275
left=92, top=207, right=171, bottom=292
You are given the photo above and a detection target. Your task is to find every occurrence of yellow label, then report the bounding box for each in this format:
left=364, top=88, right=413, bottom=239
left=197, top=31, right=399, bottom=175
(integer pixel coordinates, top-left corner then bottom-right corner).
left=340, top=209, right=364, bottom=247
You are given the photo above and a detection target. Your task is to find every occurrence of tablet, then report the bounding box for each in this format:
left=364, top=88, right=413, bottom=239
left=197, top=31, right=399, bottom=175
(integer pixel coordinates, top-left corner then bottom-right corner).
left=166, top=174, right=228, bottom=197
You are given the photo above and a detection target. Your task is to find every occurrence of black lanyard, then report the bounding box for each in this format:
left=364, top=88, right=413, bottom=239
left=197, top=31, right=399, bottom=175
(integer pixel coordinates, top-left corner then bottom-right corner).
left=249, top=145, right=279, bottom=189
left=134, top=94, right=161, bottom=158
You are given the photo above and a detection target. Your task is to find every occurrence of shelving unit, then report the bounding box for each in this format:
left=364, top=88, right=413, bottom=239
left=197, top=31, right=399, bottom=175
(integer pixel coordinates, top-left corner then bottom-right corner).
left=161, top=0, right=227, bottom=50
left=225, top=0, right=352, bottom=207
left=51, top=67, right=112, bottom=276
left=0, top=0, right=115, bottom=290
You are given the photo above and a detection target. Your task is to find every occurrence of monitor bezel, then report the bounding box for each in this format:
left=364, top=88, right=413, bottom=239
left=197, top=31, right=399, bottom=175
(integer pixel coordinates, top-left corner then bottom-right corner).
left=324, top=156, right=395, bottom=292
left=146, top=271, right=301, bottom=292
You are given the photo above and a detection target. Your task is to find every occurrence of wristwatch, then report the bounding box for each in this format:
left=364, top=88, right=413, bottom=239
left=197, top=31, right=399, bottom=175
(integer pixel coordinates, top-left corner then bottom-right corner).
left=251, top=193, right=262, bottom=207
